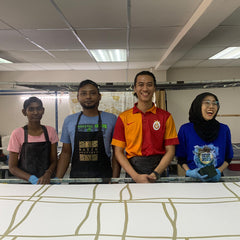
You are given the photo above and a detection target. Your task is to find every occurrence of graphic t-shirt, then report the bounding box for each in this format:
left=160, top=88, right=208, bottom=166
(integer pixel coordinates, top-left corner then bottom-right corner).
left=176, top=122, right=233, bottom=169
left=61, top=111, right=117, bottom=157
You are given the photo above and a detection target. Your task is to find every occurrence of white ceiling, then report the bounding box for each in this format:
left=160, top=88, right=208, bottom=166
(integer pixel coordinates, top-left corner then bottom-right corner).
left=0, top=0, right=240, bottom=72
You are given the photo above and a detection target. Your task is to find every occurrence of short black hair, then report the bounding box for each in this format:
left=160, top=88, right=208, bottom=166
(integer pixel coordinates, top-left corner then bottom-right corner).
left=134, top=71, right=156, bottom=87
left=77, top=79, right=100, bottom=93
left=23, top=97, right=43, bottom=110
left=133, top=71, right=156, bottom=97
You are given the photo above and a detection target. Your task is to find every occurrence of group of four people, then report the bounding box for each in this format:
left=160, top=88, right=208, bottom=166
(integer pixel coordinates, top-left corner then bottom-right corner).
left=7, top=71, right=233, bottom=184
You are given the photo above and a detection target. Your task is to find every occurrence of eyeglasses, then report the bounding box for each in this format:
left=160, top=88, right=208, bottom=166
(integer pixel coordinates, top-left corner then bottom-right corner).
left=202, top=100, right=219, bottom=107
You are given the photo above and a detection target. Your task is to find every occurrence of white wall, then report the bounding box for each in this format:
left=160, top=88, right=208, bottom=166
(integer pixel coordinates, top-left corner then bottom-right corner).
left=1, top=86, right=240, bottom=145
left=167, top=87, right=240, bottom=143
left=0, top=69, right=167, bottom=86
left=167, top=67, right=240, bottom=82
left=0, top=93, right=71, bottom=137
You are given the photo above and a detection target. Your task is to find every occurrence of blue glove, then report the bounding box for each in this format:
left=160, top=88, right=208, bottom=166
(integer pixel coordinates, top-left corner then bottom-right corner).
left=186, top=168, right=208, bottom=180
left=28, top=175, right=39, bottom=185
left=206, top=169, right=221, bottom=182
left=53, top=177, right=61, bottom=184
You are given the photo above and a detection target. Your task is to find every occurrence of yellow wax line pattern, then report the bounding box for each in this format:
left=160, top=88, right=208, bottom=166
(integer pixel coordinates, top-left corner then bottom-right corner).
left=1, top=183, right=240, bottom=239
left=122, top=200, right=128, bottom=240
left=0, top=185, right=51, bottom=240
left=95, top=202, right=102, bottom=240
left=223, top=182, right=240, bottom=200
left=74, top=184, right=98, bottom=235
left=162, top=198, right=178, bottom=240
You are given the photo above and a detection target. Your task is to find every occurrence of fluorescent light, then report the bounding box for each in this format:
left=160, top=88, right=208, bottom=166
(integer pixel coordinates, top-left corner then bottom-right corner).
left=90, top=49, right=126, bottom=62
left=209, top=47, right=240, bottom=59
left=0, top=57, right=12, bottom=63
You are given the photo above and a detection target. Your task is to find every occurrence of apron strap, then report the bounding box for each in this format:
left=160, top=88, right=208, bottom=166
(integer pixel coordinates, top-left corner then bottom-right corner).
left=75, top=112, right=83, bottom=133
left=22, top=125, right=50, bottom=142
left=74, top=112, right=83, bottom=147
left=98, top=111, right=102, bottom=131
left=75, top=111, right=102, bottom=132
left=23, top=125, right=28, bottom=143
left=41, top=125, right=50, bottom=142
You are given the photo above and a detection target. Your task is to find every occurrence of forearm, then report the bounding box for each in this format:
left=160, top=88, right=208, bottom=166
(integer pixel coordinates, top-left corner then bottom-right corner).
left=56, top=152, right=71, bottom=178
left=117, top=153, right=137, bottom=179
left=154, top=145, right=175, bottom=175
left=111, top=154, right=121, bottom=178
left=217, top=161, right=229, bottom=173
left=45, top=143, right=58, bottom=176
left=45, top=161, right=57, bottom=177
left=9, top=152, right=31, bottom=181
left=181, top=163, right=190, bottom=172
left=9, top=166, right=31, bottom=181
left=114, top=147, right=138, bottom=180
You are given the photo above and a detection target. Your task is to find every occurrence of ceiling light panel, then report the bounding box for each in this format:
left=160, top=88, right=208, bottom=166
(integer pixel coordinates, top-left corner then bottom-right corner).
left=0, top=57, right=12, bottom=63
left=209, top=47, right=240, bottom=59
left=90, top=49, right=127, bottom=62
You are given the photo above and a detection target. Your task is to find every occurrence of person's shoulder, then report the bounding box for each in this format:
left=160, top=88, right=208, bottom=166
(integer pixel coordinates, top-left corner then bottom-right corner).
left=179, top=122, right=193, bottom=130
left=11, top=127, right=24, bottom=135
left=219, top=122, right=231, bottom=131
left=182, top=122, right=192, bottom=127
left=220, top=122, right=228, bottom=127
left=118, top=107, right=134, bottom=117
left=101, top=111, right=117, bottom=125
left=44, top=125, right=57, bottom=133
left=64, top=112, right=80, bottom=121
left=155, top=107, right=171, bottom=116
left=9, top=127, right=24, bottom=141
left=101, top=111, right=117, bottom=119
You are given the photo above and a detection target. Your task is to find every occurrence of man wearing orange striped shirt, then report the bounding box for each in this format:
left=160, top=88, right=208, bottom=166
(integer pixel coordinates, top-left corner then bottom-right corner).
left=111, top=71, right=179, bottom=183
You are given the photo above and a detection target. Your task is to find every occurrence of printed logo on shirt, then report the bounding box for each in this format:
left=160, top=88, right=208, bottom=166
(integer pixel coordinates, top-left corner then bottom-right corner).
left=193, top=144, right=218, bottom=168
left=79, top=140, right=98, bottom=161
left=153, top=120, right=161, bottom=130
left=77, top=124, right=107, bottom=133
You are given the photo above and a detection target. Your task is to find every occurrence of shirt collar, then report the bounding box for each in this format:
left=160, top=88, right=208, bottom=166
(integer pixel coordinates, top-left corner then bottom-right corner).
left=133, top=102, right=157, bottom=114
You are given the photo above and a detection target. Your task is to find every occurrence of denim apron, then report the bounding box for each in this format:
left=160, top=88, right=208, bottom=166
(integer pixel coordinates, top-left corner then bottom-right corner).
left=70, top=112, right=112, bottom=178
left=18, top=125, right=51, bottom=178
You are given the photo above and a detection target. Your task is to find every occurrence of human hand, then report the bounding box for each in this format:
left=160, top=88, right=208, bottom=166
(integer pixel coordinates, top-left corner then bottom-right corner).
left=148, top=172, right=158, bottom=183
left=28, top=175, right=39, bottom=185
left=186, top=168, right=208, bottom=180
left=133, top=174, right=153, bottom=183
left=38, top=172, right=51, bottom=184
left=205, top=169, right=221, bottom=182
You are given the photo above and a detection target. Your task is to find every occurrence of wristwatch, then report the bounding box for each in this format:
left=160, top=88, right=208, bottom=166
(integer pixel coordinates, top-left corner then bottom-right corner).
left=153, top=171, right=160, bottom=179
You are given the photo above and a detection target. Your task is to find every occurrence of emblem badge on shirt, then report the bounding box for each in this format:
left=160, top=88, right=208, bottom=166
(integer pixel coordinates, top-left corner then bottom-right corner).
left=193, top=144, right=218, bottom=167
left=153, top=120, right=161, bottom=130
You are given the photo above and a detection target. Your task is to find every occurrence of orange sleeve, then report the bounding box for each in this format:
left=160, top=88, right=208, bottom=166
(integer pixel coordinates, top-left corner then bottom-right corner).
left=164, top=114, right=179, bottom=145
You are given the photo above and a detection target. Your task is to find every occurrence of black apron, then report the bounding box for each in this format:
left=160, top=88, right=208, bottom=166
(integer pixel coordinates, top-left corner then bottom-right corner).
left=128, top=155, right=166, bottom=177
left=70, top=112, right=112, bottom=178
left=18, top=125, right=51, bottom=178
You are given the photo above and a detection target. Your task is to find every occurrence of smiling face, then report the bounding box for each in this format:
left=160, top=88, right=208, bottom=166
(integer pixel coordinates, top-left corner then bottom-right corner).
left=22, top=101, right=44, bottom=123
left=201, top=95, right=219, bottom=121
left=134, top=74, right=156, bottom=104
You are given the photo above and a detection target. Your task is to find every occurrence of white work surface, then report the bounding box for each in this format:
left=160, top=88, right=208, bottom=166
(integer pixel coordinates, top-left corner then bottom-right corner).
left=1, top=182, right=240, bottom=240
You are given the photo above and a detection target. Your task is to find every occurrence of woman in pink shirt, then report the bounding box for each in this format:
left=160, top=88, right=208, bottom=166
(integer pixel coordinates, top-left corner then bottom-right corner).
left=8, top=97, right=59, bottom=184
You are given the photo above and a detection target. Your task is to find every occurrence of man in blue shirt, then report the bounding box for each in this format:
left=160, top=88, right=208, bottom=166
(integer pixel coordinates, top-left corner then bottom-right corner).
left=56, top=80, right=120, bottom=179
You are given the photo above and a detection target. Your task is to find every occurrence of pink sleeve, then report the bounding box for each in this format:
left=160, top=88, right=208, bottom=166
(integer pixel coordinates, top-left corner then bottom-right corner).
left=7, top=128, right=24, bottom=153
